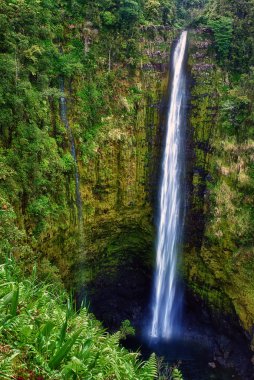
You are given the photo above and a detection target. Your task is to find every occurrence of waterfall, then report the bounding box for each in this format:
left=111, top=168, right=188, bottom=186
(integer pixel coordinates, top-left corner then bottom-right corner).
left=150, top=31, right=188, bottom=340
left=59, top=78, right=83, bottom=222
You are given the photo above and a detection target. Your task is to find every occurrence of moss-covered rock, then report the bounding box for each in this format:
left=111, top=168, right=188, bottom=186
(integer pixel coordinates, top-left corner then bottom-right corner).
left=70, top=30, right=176, bottom=324
left=184, top=29, right=254, bottom=339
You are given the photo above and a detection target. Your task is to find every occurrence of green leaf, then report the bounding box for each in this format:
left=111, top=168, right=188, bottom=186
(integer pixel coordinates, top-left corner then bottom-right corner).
left=48, top=329, right=82, bottom=369
left=36, top=321, right=55, bottom=352
left=10, top=286, right=19, bottom=317
left=58, top=318, right=68, bottom=347
left=0, top=285, right=19, bottom=317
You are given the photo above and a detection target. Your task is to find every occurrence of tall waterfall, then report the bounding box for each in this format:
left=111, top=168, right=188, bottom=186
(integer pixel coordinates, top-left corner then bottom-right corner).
left=60, top=78, right=83, bottom=222
left=150, top=31, right=188, bottom=340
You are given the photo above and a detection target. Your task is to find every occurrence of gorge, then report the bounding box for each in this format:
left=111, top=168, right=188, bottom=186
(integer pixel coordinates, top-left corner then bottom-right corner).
left=1, top=0, right=254, bottom=379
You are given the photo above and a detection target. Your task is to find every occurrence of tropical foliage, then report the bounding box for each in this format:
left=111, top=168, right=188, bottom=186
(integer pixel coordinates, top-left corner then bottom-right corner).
left=207, top=16, right=233, bottom=62
left=0, top=259, right=158, bottom=380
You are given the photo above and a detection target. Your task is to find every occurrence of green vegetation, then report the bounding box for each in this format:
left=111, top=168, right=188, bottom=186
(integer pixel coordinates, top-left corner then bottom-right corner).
left=0, top=0, right=177, bottom=284
left=206, top=0, right=254, bottom=71
left=0, top=259, right=158, bottom=379
left=184, top=0, right=254, bottom=335
left=1, top=0, right=254, bottom=375
left=0, top=259, right=185, bottom=379
left=207, top=16, right=233, bottom=62
left=0, top=0, right=186, bottom=378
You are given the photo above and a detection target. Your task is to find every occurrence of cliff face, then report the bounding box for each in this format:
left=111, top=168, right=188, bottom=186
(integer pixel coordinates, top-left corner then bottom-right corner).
left=73, top=30, right=175, bottom=326
left=184, top=29, right=254, bottom=347
left=41, top=29, right=180, bottom=327
left=0, top=0, right=179, bottom=293
left=0, top=21, right=176, bottom=323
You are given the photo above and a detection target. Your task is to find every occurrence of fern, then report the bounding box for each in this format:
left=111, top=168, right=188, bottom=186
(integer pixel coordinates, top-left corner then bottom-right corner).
left=0, top=350, right=20, bottom=379
left=171, top=368, right=184, bottom=380
left=0, top=261, right=158, bottom=380
left=140, top=353, right=157, bottom=380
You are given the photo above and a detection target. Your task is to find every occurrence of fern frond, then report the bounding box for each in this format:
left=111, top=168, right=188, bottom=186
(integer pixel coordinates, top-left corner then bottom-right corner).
left=139, top=353, right=157, bottom=380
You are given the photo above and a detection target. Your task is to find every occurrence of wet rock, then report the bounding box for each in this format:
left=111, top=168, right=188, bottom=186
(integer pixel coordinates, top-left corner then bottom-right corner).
left=192, top=40, right=212, bottom=49
left=140, top=25, right=172, bottom=32
left=193, top=63, right=215, bottom=72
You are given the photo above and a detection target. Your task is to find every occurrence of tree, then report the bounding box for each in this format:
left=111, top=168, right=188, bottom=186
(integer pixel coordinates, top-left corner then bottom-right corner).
left=208, top=16, right=233, bottom=62
left=119, top=0, right=142, bottom=26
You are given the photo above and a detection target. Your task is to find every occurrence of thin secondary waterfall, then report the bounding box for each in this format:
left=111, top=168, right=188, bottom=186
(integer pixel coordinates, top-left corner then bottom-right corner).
left=150, top=31, right=188, bottom=340
left=60, top=78, right=83, bottom=222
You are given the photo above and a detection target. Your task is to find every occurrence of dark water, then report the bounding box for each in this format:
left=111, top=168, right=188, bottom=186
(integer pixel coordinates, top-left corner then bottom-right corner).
left=124, top=336, right=242, bottom=380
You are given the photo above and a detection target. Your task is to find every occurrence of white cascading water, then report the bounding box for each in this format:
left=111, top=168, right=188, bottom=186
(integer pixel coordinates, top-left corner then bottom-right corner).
left=150, top=31, right=188, bottom=340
